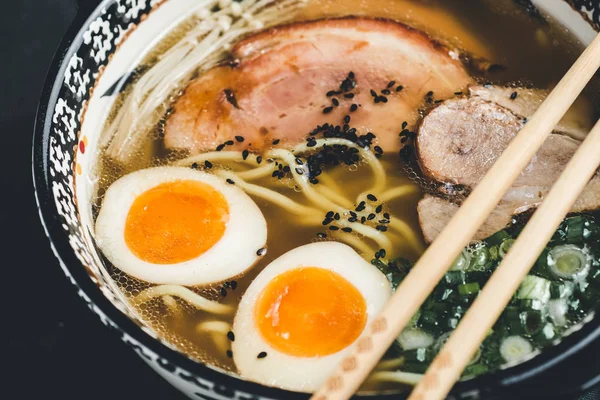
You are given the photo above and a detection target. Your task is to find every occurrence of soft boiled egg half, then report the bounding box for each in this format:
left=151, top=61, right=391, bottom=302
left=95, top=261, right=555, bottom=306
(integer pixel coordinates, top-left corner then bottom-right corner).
left=232, top=242, right=392, bottom=392
left=95, top=167, right=267, bottom=286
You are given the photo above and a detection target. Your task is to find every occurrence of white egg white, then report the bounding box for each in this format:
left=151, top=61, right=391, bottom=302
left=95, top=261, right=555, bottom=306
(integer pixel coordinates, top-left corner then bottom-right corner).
left=232, top=242, right=392, bottom=392
left=95, top=166, right=267, bottom=286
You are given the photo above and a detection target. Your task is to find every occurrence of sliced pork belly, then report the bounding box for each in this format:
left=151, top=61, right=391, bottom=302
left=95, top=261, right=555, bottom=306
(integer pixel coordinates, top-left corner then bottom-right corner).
left=469, top=85, right=594, bottom=141
left=416, top=96, right=600, bottom=242
left=164, top=17, right=473, bottom=154
left=418, top=195, right=519, bottom=242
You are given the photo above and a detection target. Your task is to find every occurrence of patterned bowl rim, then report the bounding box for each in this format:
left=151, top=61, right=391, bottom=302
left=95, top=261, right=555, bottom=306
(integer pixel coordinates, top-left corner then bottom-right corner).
left=32, top=1, right=600, bottom=398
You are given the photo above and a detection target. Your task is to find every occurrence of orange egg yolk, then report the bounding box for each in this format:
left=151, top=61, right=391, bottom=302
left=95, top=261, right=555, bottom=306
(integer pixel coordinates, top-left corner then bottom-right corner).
left=254, top=267, right=367, bottom=357
left=124, top=180, right=229, bottom=264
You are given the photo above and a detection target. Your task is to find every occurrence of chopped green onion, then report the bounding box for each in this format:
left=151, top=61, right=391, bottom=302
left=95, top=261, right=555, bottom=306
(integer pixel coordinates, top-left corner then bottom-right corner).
left=499, top=238, right=515, bottom=257
left=445, top=270, right=466, bottom=285
left=532, top=323, right=556, bottom=346
left=403, top=348, right=431, bottom=363
left=486, top=230, right=511, bottom=246
left=500, top=336, right=533, bottom=363
left=518, top=275, right=550, bottom=302
left=548, top=298, right=568, bottom=327
left=547, top=245, right=589, bottom=279
left=418, top=310, right=441, bottom=334
left=504, top=306, right=523, bottom=335
left=463, top=363, right=489, bottom=377
left=450, top=249, right=471, bottom=271
left=519, top=309, right=544, bottom=336
left=458, top=282, right=481, bottom=296
left=469, top=243, right=491, bottom=271
left=549, top=281, right=575, bottom=299
left=565, top=216, right=586, bottom=244
left=397, top=329, right=434, bottom=350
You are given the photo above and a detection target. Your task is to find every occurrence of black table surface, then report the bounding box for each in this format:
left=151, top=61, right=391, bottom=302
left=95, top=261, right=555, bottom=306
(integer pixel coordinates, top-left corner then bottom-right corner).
left=2, top=1, right=186, bottom=399
left=2, top=1, right=599, bottom=399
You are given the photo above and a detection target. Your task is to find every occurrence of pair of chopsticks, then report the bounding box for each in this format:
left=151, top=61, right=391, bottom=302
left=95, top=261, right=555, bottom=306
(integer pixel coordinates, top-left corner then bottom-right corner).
left=312, top=32, right=600, bottom=400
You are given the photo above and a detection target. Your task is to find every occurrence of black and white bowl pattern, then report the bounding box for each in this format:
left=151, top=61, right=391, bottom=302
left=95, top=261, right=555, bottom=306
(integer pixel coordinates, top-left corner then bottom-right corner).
left=33, top=0, right=600, bottom=399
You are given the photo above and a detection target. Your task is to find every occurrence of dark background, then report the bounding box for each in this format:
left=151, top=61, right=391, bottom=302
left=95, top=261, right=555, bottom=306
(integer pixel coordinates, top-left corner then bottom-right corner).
left=2, top=1, right=599, bottom=399
left=2, top=1, right=185, bottom=398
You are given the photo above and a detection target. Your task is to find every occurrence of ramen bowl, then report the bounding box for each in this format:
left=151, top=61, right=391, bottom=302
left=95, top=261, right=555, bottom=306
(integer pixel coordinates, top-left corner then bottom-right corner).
left=33, top=0, right=600, bottom=398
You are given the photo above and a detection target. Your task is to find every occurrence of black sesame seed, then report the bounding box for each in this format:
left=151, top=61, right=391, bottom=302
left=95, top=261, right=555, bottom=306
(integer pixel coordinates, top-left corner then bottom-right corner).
left=283, top=165, right=290, bottom=173
left=361, top=216, right=367, bottom=224
left=216, top=144, right=225, bottom=151
left=329, top=226, right=340, bottom=231
left=257, top=248, right=267, bottom=256
left=344, top=93, right=355, bottom=99
left=396, top=85, right=404, bottom=92
left=376, top=225, right=388, bottom=232
left=226, top=350, right=233, bottom=358
left=226, top=179, right=235, bottom=185
left=225, top=140, right=234, bottom=146
left=402, top=121, right=408, bottom=129
left=235, top=135, right=245, bottom=142
left=341, top=227, right=353, bottom=233
left=295, top=167, right=304, bottom=175
left=381, top=89, right=391, bottom=95
left=375, top=204, right=383, bottom=213
left=256, top=156, right=263, bottom=164
left=242, top=150, right=249, bottom=160
left=323, top=106, right=334, bottom=114
left=379, top=96, right=388, bottom=103
left=191, top=162, right=199, bottom=169
left=230, top=281, right=238, bottom=290
left=355, top=201, right=366, bottom=212
left=454, top=91, right=463, bottom=96
left=380, top=249, right=387, bottom=258
left=374, top=97, right=381, bottom=104
left=295, top=157, right=304, bottom=165
left=310, top=178, right=319, bottom=184
left=350, top=104, right=358, bottom=112
left=334, top=213, right=341, bottom=220
left=322, top=218, right=334, bottom=226
left=374, top=146, right=383, bottom=154
left=379, top=219, right=390, bottom=224
left=204, top=160, right=213, bottom=169
left=384, top=212, right=390, bottom=219
left=348, top=217, right=358, bottom=223
left=227, top=331, right=235, bottom=342
left=326, top=90, right=338, bottom=97
left=348, top=71, right=355, bottom=79
left=367, top=213, right=376, bottom=221
left=387, top=80, right=396, bottom=88
left=317, top=232, right=327, bottom=239
left=426, top=91, right=434, bottom=97
left=221, top=288, right=228, bottom=297
left=344, top=115, right=351, bottom=124
left=349, top=211, right=358, bottom=218
left=272, top=139, right=280, bottom=145
left=367, top=194, right=378, bottom=201
left=326, top=211, right=334, bottom=218
left=370, top=89, right=377, bottom=97
left=510, top=91, right=518, bottom=100
left=257, top=352, right=268, bottom=359
left=332, top=98, right=340, bottom=107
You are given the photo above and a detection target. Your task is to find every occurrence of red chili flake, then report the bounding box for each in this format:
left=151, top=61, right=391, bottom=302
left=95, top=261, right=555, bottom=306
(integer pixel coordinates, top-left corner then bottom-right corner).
left=79, top=141, right=86, bottom=154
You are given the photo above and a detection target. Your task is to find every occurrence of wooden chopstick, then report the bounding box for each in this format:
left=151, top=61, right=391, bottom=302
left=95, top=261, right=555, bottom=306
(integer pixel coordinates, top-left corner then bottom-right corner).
left=311, top=31, right=600, bottom=400
left=408, top=113, right=600, bottom=400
